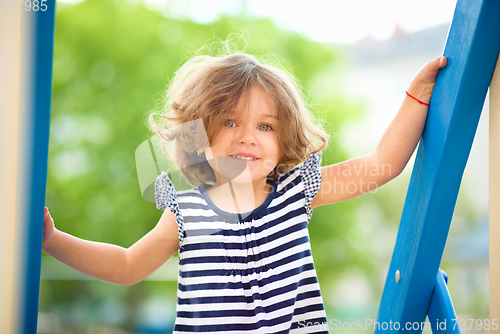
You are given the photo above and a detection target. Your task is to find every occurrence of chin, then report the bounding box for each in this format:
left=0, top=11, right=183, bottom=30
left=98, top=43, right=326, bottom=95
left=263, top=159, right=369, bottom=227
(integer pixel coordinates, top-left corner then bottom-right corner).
left=229, top=174, right=254, bottom=184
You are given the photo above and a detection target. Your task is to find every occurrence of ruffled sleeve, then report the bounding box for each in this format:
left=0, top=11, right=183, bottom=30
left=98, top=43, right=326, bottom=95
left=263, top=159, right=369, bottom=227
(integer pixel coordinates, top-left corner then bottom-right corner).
left=300, top=152, right=323, bottom=221
left=154, top=172, right=184, bottom=246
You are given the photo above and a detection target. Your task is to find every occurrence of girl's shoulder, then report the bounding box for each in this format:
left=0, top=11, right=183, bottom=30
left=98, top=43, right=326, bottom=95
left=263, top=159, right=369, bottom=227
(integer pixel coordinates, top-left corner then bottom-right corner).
left=154, top=172, right=186, bottom=246
left=154, top=172, right=203, bottom=207
left=276, top=152, right=322, bottom=221
left=300, top=151, right=322, bottom=172
left=277, top=151, right=323, bottom=183
left=154, top=172, right=177, bottom=210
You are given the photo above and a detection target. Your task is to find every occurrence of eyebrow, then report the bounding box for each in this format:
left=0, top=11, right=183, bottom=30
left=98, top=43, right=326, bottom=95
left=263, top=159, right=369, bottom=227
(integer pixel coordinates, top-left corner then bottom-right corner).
left=231, top=111, right=278, bottom=121
left=263, top=114, right=278, bottom=119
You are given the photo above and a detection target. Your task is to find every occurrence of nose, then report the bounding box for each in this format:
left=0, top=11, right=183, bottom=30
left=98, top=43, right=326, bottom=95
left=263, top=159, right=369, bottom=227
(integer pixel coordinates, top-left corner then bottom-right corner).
left=236, top=123, right=257, bottom=145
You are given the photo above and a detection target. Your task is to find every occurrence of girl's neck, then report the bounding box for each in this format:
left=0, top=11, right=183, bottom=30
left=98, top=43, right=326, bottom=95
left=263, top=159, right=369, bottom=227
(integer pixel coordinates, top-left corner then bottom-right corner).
left=205, top=178, right=272, bottom=214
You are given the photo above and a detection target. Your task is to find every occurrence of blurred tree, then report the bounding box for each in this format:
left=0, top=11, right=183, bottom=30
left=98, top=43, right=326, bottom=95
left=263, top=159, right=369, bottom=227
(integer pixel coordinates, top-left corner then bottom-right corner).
left=42, top=0, right=389, bottom=330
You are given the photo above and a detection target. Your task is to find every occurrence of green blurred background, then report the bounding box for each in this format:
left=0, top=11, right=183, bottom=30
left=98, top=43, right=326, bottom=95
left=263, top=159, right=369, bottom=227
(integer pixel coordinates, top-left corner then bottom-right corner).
left=40, top=0, right=488, bottom=332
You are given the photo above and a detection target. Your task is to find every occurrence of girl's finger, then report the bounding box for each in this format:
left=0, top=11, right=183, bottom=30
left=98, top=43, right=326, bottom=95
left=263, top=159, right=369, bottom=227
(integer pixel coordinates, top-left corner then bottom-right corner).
left=439, top=56, right=447, bottom=68
left=430, top=56, right=445, bottom=69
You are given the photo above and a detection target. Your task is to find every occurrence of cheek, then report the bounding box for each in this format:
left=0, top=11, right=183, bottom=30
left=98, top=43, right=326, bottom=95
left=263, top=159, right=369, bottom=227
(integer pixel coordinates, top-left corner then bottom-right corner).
left=262, top=159, right=278, bottom=173
left=263, top=138, right=280, bottom=171
left=271, top=138, right=280, bottom=160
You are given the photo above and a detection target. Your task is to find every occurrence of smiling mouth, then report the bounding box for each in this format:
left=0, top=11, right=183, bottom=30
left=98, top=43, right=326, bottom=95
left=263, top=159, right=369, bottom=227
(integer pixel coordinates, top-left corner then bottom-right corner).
left=230, top=155, right=259, bottom=161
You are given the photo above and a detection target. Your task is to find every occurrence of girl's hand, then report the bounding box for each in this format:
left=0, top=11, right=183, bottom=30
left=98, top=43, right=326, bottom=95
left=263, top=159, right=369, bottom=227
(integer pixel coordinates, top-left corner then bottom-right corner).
left=43, top=206, right=57, bottom=251
left=407, top=56, right=448, bottom=105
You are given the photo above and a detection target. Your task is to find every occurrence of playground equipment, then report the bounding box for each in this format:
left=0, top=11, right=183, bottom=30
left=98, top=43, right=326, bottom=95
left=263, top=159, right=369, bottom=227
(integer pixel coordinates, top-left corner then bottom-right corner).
left=491, top=46, right=500, bottom=330
left=374, top=0, right=500, bottom=332
left=0, top=0, right=499, bottom=332
left=0, top=1, right=55, bottom=333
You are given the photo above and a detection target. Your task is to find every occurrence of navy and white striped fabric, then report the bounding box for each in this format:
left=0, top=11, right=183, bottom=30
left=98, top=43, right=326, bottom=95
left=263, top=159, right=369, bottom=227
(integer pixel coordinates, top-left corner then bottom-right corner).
left=155, top=152, right=328, bottom=333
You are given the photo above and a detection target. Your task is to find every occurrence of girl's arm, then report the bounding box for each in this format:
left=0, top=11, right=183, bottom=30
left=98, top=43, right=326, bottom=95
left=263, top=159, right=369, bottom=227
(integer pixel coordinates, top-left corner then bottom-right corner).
left=42, top=207, right=179, bottom=285
left=311, top=56, right=447, bottom=208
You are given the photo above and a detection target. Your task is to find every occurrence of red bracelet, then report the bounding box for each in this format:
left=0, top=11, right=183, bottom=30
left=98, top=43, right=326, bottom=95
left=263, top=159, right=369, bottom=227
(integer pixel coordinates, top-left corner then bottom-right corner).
left=406, top=91, right=430, bottom=107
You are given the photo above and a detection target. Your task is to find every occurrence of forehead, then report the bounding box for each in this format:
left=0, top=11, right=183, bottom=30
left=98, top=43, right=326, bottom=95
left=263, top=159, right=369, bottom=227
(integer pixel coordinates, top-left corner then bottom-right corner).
left=233, top=86, right=278, bottom=119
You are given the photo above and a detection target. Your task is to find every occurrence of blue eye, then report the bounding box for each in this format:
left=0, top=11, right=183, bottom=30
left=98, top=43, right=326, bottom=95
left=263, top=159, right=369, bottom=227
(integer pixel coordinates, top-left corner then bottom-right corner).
left=258, top=124, right=272, bottom=131
left=224, top=120, right=236, bottom=127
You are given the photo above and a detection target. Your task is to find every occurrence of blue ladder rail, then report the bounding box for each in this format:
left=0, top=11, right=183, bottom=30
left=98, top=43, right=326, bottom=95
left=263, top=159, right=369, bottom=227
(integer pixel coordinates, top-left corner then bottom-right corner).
left=21, top=1, right=57, bottom=332
left=375, top=0, right=500, bottom=332
left=428, top=270, right=461, bottom=334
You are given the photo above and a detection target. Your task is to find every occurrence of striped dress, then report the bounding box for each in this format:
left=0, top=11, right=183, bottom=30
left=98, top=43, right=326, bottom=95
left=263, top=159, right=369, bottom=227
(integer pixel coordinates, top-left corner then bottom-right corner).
left=154, top=152, right=328, bottom=333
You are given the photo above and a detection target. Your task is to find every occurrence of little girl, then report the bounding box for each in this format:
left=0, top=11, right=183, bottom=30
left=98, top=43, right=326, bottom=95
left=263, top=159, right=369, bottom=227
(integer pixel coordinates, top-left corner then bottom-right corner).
left=43, top=52, right=447, bottom=333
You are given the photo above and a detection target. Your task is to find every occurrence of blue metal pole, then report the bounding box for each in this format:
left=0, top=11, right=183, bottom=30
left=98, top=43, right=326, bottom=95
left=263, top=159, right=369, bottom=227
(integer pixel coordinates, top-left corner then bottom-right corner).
left=18, top=2, right=56, bottom=333
left=375, top=0, right=500, bottom=332
left=428, top=270, right=460, bottom=334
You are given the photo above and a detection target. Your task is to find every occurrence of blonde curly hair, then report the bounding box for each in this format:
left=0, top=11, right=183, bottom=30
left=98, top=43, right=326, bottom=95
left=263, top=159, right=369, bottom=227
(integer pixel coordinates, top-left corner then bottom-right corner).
left=148, top=52, right=329, bottom=186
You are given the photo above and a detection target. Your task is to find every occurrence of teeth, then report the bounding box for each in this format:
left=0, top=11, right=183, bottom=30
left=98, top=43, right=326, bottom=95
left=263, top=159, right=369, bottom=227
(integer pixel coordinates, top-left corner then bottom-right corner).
left=231, top=155, right=257, bottom=161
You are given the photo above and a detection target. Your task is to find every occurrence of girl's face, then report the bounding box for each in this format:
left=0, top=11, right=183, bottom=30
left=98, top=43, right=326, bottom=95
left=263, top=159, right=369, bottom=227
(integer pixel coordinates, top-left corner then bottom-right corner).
left=204, top=87, right=280, bottom=186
